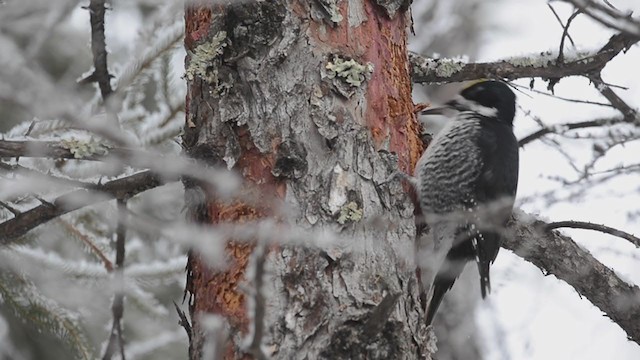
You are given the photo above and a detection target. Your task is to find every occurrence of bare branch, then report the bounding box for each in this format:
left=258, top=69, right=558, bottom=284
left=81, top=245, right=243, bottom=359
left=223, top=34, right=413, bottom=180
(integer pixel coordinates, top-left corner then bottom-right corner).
left=86, top=0, right=113, bottom=99
left=587, top=73, right=638, bottom=122
left=0, top=171, right=165, bottom=244
left=563, top=0, right=640, bottom=38
left=553, top=7, right=581, bottom=63
left=173, top=301, right=192, bottom=344
left=410, top=32, right=638, bottom=84
left=545, top=220, right=640, bottom=248
left=506, top=212, right=640, bottom=344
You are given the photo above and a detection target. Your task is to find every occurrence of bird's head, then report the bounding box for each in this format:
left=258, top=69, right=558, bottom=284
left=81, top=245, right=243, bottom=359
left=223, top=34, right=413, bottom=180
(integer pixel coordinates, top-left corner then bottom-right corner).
left=422, top=80, right=517, bottom=125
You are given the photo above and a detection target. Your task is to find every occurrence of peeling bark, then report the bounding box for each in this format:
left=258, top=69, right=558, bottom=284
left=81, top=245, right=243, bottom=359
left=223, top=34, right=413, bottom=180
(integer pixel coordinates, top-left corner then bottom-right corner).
left=183, top=1, right=428, bottom=359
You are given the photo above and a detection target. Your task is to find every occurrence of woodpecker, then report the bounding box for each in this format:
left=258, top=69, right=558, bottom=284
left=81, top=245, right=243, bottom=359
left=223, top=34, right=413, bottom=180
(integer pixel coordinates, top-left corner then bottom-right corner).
left=415, top=80, right=519, bottom=325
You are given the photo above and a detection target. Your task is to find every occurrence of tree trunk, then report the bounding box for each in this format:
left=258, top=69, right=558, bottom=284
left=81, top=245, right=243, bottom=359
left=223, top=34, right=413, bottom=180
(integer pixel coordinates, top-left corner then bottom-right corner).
left=183, top=1, right=429, bottom=359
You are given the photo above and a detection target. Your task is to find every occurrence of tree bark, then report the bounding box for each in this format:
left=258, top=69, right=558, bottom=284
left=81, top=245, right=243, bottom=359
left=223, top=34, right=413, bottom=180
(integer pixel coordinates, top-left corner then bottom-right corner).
left=183, top=1, right=428, bottom=359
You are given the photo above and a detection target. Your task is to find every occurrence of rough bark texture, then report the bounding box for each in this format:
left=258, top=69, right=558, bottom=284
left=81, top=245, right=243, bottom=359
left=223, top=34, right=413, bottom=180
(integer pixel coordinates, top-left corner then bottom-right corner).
left=183, top=1, right=428, bottom=359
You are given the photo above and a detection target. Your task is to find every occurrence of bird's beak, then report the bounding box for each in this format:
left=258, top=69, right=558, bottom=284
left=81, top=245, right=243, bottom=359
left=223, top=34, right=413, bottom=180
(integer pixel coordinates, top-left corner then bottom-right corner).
left=420, top=99, right=460, bottom=116
left=420, top=107, right=448, bottom=115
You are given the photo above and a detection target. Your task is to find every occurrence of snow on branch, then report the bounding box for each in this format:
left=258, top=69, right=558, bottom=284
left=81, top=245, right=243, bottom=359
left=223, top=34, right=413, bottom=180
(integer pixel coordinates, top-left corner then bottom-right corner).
left=507, top=212, right=640, bottom=345
left=410, top=32, right=638, bottom=84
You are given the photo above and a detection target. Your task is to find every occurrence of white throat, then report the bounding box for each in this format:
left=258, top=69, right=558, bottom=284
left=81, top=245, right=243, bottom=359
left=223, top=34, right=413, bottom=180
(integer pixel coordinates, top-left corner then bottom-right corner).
left=454, top=95, right=498, bottom=117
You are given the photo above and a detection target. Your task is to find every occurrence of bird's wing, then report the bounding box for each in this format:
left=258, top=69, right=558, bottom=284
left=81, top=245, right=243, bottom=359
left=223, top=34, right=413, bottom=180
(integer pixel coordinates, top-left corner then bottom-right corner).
left=470, top=123, right=519, bottom=296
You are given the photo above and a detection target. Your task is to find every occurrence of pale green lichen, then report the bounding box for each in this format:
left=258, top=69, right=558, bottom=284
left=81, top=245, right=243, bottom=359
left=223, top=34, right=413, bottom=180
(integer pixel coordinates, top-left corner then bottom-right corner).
left=328, top=1, right=343, bottom=23
left=60, top=138, right=108, bottom=159
left=337, top=201, right=363, bottom=224
left=425, top=58, right=465, bottom=77
left=185, top=31, right=227, bottom=83
left=325, top=56, right=373, bottom=87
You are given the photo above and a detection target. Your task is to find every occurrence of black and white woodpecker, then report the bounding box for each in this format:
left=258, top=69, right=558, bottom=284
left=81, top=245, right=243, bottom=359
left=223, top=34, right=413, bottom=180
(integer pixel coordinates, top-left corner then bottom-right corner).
left=413, top=80, right=519, bottom=325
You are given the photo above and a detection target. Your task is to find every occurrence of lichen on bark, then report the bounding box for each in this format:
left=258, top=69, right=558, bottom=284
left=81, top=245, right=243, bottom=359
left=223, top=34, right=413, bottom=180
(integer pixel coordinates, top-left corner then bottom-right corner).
left=183, top=1, right=430, bottom=359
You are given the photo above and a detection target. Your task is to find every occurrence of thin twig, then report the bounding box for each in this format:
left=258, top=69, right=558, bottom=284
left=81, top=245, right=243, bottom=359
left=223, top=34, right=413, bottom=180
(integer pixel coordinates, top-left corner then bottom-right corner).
left=562, top=0, right=640, bottom=37
left=587, top=73, right=638, bottom=122
left=559, top=10, right=581, bottom=63
left=59, top=219, right=114, bottom=271
left=102, top=198, right=128, bottom=360
left=173, top=301, right=192, bottom=343
left=548, top=4, right=580, bottom=64
left=542, top=137, right=582, bottom=174
left=512, top=83, right=614, bottom=107
left=518, top=117, right=623, bottom=146
left=545, top=220, right=640, bottom=248
left=87, top=0, right=113, bottom=99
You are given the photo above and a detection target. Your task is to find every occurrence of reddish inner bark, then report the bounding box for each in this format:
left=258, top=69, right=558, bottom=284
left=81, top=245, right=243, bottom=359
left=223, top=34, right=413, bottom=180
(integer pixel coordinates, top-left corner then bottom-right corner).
left=185, top=2, right=421, bottom=358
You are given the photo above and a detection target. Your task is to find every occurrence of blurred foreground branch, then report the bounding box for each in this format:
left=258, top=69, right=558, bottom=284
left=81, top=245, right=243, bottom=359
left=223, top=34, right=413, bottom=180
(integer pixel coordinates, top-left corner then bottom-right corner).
left=0, top=171, right=165, bottom=244
left=102, top=198, right=127, bottom=360
left=506, top=212, right=640, bottom=345
left=0, top=139, right=143, bottom=160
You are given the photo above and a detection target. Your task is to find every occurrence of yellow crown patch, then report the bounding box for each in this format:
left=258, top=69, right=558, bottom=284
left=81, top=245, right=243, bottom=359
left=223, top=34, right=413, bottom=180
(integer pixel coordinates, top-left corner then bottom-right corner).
left=462, top=78, right=490, bottom=90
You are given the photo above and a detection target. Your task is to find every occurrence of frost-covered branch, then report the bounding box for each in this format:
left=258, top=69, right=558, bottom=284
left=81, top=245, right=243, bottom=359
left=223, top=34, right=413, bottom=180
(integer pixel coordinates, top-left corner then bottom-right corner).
left=0, top=139, right=139, bottom=161
left=563, top=0, right=640, bottom=37
left=410, top=32, right=638, bottom=84
left=0, top=139, right=238, bottom=194
left=507, top=212, right=640, bottom=345
left=0, top=171, right=165, bottom=244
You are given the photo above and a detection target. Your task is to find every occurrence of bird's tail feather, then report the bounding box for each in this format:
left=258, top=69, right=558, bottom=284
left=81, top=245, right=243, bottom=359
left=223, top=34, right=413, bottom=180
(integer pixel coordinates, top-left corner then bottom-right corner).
left=474, top=231, right=501, bottom=298
left=425, top=259, right=467, bottom=325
